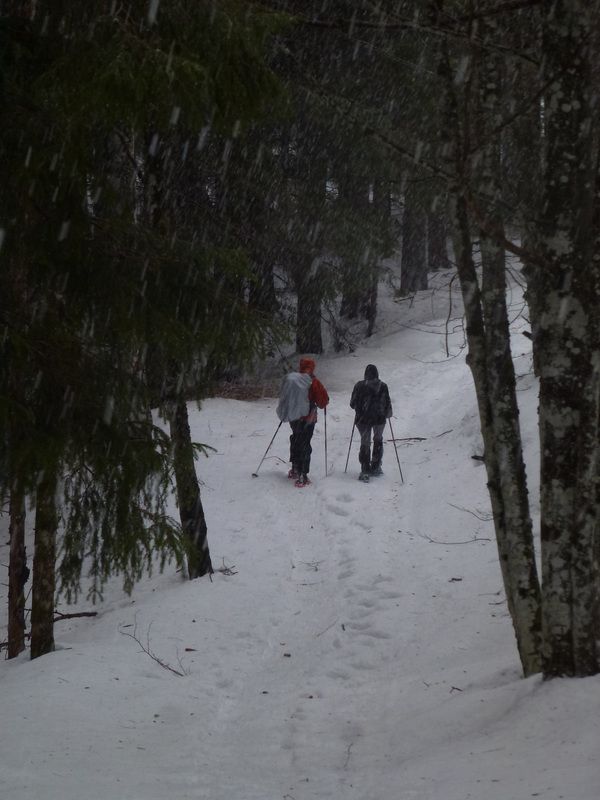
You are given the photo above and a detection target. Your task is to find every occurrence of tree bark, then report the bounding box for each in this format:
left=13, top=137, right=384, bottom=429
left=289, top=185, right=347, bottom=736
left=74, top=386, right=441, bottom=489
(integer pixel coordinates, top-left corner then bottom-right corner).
left=339, top=176, right=374, bottom=322
left=8, top=485, right=28, bottom=659
left=532, top=1, right=600, bottom=677
left=439, top=30, right=542, bottom=676
left=449, top=191, right=542, bottom=676
left=364, top=273, right=378, bottom=338
left=479, top=231, right=542, bottom=676
left=295, top=267, right=324, bottom=354
left=30, top=472, right=58, bottom=659
left=474, top=18, right=543, bottom=676
left=401, top=183, right=428, bottom=294
left=142, top=143, right=212, bottom=580
left=169, top=394, right=213, bottom=579
left=427, top=211, right=448, bottom=271
left=504, top=53, right=544, bottom=378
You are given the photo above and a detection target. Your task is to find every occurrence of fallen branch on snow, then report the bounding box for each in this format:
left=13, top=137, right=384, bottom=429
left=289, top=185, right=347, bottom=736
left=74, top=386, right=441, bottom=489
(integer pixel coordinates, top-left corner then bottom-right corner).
left=119, top=616, right=187, bottom=677
left=447, top=502, right=493, bottom=522
left=418, top=532, right=491, bottom=545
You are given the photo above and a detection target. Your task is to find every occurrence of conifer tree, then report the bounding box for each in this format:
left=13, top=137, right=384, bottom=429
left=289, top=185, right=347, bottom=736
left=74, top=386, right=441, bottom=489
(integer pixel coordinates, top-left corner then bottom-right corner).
left=251, top=0, right=399, bottom=350
left=0, top=0, right=286, bottom=656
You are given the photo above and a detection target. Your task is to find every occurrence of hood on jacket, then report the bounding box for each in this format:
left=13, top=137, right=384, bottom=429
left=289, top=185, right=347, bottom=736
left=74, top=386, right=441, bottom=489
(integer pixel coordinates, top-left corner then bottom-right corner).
left=364, top=364, right=379, bottom=381
left=300, top=358, right=316, bottom=374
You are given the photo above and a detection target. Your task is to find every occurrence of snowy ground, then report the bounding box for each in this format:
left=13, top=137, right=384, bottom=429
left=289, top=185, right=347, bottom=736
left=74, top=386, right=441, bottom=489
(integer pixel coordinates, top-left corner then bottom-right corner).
left=1, top=271, right=599, bottom=800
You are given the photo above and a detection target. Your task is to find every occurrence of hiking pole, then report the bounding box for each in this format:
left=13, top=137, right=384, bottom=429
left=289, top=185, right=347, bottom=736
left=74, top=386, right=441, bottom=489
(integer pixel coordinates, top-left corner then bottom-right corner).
left=324, top=407, right=328, bottom=477
left=344, top=420, right=356, bottom=473
left=388, top=418, right=404, bottom=483
left=251, top=421, right=283, bottom=477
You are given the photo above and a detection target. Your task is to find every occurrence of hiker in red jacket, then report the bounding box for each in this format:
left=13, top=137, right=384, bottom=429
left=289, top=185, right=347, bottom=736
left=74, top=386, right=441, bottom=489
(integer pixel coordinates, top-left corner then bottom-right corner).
left=276, top=357, right=329, bottom=487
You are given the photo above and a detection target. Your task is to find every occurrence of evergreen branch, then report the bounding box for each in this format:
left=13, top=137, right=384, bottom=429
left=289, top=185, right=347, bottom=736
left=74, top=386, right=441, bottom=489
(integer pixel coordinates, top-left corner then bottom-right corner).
left=114, top=128, right=144, bottom=181
left=277, top=41, right=453, bottom=185
left=281, top=40, right=544, bottom=266
left=273, top=1, right=540, bottom=64
left=128, top=502, right=181, bottom=533
left=457, top=0, right=545, bottom=22
left=191, top=441, right=217, bottom=459
left=361, top=0, right=545, bottom=21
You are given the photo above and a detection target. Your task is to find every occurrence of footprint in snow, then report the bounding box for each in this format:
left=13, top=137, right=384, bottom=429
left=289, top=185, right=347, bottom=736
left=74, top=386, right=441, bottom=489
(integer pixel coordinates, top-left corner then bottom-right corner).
left=327, top=504, right=350, bottom=517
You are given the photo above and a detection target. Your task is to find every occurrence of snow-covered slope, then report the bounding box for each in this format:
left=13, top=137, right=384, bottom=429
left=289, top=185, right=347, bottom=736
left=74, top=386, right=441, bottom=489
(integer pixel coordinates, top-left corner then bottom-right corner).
left=1, top=272, right=598, bottom=800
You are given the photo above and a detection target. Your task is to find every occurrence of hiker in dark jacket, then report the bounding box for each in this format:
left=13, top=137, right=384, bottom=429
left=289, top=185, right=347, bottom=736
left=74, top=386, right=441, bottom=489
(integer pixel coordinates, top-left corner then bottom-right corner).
left=350, top=364, right=393, bottom=482
left=277, top=357, right=329, bottom=487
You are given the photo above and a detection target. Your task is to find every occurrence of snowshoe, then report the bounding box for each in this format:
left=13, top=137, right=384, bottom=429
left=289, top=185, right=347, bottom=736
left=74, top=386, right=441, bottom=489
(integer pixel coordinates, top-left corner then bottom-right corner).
left=288, top=468, right=300, bottom=479
left=358, top=471, right=370, bottom=483
left=294, top=474, right=311, bottom=487
left=370, top=466, right=383, bottom=477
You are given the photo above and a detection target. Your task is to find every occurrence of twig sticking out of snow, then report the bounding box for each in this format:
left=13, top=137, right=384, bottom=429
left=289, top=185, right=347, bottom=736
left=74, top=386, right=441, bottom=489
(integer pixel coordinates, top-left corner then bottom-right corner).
left=119, top=616, right=187, bottom=677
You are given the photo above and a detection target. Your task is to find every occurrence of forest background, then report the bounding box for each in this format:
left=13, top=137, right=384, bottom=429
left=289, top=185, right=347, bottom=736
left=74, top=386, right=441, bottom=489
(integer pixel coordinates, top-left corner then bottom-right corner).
left=1, top=1, right=600, bottom=681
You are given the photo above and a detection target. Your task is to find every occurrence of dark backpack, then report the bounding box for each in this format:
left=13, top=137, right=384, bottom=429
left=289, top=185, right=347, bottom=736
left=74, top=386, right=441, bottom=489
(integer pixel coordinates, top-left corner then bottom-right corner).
left=352, top=379, right=390, bottom=425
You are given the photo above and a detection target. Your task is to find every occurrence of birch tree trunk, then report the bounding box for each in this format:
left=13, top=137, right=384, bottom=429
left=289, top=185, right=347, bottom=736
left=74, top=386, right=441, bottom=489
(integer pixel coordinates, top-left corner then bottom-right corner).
left=531, top=2, right=600, bottom=677
left=448, top=193, right=542, bottom=676
left=473, top=14, right=543, bottom=675
left=437, top=29, right=542, bottom=675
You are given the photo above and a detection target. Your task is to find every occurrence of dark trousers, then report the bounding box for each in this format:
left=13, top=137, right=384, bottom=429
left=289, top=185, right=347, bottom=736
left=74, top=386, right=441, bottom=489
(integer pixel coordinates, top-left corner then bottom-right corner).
left=356, top=421, right=386, bottom=471
left=289, top=421, right=315, bottom=475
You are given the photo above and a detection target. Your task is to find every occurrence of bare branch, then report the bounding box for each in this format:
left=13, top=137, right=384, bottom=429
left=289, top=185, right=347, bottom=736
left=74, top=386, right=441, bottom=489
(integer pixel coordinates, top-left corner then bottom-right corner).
left=448, top=502, right=493, bottom=522
left=119, top=616, right=187, bottom=677
left=418, top=532, right=491, bottom=545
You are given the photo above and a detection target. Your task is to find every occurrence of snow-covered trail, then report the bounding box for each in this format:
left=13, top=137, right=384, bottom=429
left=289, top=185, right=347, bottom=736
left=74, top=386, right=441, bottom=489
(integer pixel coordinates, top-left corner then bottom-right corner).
left=2, top=276, right=599, bottom=800
left=183, top=321, right=512, bottom=799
